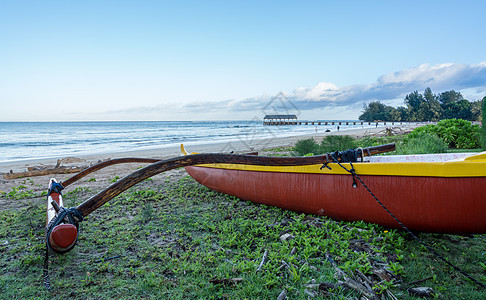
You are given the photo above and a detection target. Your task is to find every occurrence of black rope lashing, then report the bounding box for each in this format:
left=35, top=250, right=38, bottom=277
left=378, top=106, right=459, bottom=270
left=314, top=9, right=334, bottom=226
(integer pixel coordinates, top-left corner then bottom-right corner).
left=320, top=148, right=360, bottom=170
left=48, top=181, right=64, bottom=196
left=329, top=156, right=486, bottom=289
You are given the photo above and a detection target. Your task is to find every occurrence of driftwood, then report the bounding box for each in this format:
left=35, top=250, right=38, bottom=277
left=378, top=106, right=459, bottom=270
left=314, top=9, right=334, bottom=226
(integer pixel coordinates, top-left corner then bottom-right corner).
left=279, top=260, right=291, bottom=271
left=408, top=287, right=435, bottom=297
left=256, top=249, right=268, bottom=272
left=3, top=166, right=85, bottom=179
left=276, top=289, right=287, bottom=300
left=3, top=157, right=93, bottom=179
left=341, top=277, right=376, bottom=299
left=304, top=289, right=319, bottom=297
left=369, top=126, right=414, bottom=137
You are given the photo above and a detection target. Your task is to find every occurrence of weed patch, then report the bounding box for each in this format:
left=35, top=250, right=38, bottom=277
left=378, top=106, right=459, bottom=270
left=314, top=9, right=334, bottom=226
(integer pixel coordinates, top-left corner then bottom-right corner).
left=0, top=177, right=484, bottom=298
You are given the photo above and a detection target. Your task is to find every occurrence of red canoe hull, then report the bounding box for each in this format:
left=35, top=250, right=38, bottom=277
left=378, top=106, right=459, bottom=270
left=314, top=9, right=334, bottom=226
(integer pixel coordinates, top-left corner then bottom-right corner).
left=185, top=166, right=486, bottom=234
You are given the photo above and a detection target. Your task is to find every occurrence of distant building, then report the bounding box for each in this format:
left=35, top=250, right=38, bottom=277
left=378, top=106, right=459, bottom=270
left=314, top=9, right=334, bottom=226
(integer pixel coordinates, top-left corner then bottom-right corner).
left=263, top=114, right=297, bottom=125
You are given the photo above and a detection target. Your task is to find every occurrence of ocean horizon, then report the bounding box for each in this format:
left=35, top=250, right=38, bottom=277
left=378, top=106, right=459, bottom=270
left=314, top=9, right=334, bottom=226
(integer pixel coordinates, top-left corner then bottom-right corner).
left=0, top=120, right=374, bottom=162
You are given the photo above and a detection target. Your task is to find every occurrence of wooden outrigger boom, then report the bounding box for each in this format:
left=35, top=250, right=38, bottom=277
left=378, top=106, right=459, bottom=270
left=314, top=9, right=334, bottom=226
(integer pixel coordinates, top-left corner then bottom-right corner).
left=45, top=143, right=395, bottom=253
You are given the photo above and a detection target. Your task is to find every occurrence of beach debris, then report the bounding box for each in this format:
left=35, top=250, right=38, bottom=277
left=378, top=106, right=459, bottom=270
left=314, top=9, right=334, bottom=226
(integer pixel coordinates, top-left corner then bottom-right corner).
left=256, top=249, right=268, bottom=272
left=369, top=126, right=414, bottom=137
left=285, top=216, right=409, bottom=299
left=408, top=287, right=435, bottom=297
left=56, top=157, right=86, bottom=167
left=279, top=260, right=292, bottom=271
left=304, top=288, right=319, bottom=297
left=276, top=289, right=287, bottom=300
left=3, top=157, right=88, bottom=179
left=3, top=166, right=85, bottom=179
left=279, top=233, right=295, bottom=241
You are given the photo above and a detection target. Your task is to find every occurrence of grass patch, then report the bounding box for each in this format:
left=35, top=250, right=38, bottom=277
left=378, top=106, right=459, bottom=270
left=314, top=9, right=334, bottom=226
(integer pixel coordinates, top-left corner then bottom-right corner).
left=0, top=177, right=485, bottom=298
left=400, top=233, right=486, bottom=299
left=262, top=146, right=293, bottom=153
left=446, top=149, right=482, bottom=153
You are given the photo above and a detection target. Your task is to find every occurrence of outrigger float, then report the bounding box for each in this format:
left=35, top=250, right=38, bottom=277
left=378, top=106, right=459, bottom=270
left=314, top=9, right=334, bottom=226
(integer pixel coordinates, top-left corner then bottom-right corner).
left=45, top=143, right=486, bottom=255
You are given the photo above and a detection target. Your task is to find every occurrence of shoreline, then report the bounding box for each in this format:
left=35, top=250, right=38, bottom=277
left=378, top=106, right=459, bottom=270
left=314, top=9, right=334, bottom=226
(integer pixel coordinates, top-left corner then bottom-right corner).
left=0, top=125, right=415, bottom=174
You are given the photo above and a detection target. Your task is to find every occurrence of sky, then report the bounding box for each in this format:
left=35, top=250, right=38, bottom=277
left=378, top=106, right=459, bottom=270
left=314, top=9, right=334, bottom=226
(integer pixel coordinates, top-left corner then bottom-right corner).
left=1, top=0, right=486, bottom=121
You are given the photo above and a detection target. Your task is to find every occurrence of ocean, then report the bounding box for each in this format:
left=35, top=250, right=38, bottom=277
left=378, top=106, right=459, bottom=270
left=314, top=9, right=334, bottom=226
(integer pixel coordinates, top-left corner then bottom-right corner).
left=0, top=120, right=371, bottom=162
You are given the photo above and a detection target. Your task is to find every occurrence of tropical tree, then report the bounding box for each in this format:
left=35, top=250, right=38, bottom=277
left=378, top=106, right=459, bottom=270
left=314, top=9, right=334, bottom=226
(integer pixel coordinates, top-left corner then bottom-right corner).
left=359, top=101, right=398, bottom=121
left=358, top=88, right=481, bottom=122
left=438, top=90, right=464, bottom=105
left=423, top=87, right=443, bottom=121
left=481, top=97, right=486, bottom=150
left=470, top=100, right=482, bottom=121
left=438, top=90, right=472, bottom=119
left=441, top=100, right=472, bottom=120
left=404, top=91, right=424, bottom=121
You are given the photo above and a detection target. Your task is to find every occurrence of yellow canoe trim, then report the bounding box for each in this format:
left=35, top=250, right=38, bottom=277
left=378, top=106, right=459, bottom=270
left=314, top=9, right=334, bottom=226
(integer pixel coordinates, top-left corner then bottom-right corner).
left=194, top=161, right=485, bottom=177
left=180, top=144, right=198, bottom=156
left=464, top=151, right=486, bottom=162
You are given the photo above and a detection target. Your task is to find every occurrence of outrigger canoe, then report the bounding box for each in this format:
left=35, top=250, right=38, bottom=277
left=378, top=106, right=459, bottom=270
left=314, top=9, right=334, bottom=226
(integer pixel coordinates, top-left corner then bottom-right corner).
left=42, top=144, right=486, bottom=289
left=183, top=147, right=486, bottom=234
left=45, top=144, right=486, bottom=255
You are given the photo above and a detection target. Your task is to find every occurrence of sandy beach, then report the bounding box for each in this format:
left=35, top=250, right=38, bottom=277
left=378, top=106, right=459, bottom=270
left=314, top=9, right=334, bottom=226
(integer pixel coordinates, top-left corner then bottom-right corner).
left=0, top=125, right=416, bottom=209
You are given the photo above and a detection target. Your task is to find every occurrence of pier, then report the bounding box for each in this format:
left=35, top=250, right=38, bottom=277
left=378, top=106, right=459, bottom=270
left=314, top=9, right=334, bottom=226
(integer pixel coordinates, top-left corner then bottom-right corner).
left=263, top=115, right=421, bottom=126
left=263, top=114, right=298, bottom=125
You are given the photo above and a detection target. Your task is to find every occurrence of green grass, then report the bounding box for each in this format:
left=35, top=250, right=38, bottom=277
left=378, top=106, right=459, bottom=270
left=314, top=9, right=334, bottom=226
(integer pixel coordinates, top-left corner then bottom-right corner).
left=400, top=234, right=486, bottom=299
left=446, top=149, right=483, bottom=153
left=0, top=177, right=485, bottom=299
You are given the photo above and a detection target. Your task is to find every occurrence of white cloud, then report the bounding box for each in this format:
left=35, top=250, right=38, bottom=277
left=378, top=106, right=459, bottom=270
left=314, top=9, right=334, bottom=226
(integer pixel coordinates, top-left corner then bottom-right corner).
left=93, top=61, right=486, bottom=120
left=270, top=61, right=486, bottom=111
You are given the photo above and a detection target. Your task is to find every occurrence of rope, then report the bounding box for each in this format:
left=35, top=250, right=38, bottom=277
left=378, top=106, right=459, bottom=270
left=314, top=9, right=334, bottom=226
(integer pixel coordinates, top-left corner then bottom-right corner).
left=48, top=181, right=64, bottom=196
left=43, top=246, right=51, bottom=290
left=320, top=148, right=360, bottom=171
left=329, top=154, right=486, bottom=289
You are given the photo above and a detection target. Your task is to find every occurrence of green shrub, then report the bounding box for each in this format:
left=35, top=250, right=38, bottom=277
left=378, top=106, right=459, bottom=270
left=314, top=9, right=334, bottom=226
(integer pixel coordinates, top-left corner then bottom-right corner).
left=396, top=133, right=447, bottom=154
left=292, top=138, right=319, bottom=156
left=409, top=119, right=480, bottom=149
left=320, top=135, right=357, bottom=153
left=293, top=136, right=358, bottom=156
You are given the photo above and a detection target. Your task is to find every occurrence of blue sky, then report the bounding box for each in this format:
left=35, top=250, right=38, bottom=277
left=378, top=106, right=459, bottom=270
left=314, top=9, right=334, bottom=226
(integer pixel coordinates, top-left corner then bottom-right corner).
left=1, top=0, right=485, bottom=121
